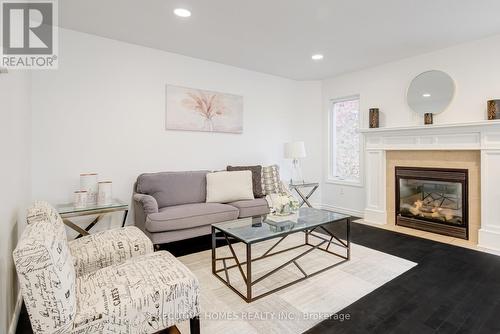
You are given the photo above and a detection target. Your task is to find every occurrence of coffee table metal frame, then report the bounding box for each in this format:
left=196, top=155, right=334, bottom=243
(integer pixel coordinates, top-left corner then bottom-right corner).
left=211, top=216, right=350, bottom=303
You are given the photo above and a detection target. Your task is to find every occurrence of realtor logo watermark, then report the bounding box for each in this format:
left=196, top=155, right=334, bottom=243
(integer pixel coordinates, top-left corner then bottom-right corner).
left=1, top=0, right=58, bottom=69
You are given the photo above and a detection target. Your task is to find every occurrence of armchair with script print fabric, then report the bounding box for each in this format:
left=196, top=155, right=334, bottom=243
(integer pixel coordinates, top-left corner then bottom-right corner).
left=27, top=201, right=154, bottom=276
left=15, top=202, right=201, bottom=334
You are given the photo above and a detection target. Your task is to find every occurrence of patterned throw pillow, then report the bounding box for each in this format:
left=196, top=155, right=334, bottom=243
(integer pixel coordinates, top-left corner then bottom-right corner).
left=227, top=165, right=264, bottom=198
left=262, top=165, right=282, bottom=195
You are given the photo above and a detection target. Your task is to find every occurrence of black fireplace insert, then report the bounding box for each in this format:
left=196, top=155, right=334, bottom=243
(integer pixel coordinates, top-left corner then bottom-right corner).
left=395, top=167, right=468, bottom=239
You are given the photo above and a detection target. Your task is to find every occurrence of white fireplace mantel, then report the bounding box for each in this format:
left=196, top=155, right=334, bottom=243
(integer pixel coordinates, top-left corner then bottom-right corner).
left=361, top=120, right=500, bottom=252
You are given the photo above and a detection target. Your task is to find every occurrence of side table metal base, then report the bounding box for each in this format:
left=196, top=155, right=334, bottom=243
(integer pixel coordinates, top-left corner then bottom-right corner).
left=57, top=202, right=129, bottom=239
left=290, top=182, right=319, bottom=208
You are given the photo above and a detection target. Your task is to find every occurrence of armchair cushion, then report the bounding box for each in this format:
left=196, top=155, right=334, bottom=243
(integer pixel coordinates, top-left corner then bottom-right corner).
left=72, top=251, right=200, bottom=333
left=69, top=226, right=154, bottom=277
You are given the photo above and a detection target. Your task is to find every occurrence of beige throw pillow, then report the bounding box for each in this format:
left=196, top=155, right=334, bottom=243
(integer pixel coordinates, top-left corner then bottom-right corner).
left=206, top=171, right=255, bottom=203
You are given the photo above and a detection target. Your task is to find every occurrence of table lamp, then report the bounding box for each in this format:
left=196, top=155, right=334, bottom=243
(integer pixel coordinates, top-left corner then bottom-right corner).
left=284, top=141, right=306, bottom=184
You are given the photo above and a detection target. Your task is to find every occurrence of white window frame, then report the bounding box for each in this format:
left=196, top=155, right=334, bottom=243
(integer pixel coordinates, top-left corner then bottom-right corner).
left=327, top=95, right=364, bottom=187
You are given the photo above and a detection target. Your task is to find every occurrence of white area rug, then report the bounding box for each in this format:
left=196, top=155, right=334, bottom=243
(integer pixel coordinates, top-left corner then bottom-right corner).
left=176, top=232, right=416, bottom=334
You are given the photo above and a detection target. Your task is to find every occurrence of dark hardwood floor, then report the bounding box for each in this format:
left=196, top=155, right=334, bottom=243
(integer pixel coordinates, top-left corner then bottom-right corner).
left=16, top=221, right=500, bottom=334
left=306, top=223, right=500, bottom=334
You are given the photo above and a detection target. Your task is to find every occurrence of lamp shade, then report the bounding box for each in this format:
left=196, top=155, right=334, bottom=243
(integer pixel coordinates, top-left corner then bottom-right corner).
left=284, top=141, right=306, bottom=159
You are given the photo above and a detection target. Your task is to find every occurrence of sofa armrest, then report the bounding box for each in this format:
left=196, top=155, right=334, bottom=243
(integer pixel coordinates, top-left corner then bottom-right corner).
left=133, top=193, right=159, bottom=215
left=69, top=226, right=154, bottom=277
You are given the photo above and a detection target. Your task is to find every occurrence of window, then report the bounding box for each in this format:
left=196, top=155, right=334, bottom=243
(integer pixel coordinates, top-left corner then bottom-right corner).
left=329, top=96, right=361, bottom=185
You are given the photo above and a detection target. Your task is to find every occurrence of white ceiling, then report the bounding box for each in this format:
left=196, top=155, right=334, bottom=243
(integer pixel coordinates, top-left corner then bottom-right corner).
left=59, top=0, right=500, bottom=80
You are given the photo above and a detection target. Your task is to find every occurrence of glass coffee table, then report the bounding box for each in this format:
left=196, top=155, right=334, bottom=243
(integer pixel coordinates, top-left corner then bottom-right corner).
left=211, top=207, right=350, bottom=302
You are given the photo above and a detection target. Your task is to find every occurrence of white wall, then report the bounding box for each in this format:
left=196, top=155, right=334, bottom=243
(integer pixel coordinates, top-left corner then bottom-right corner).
left=290, top=83, right=323, bottom=203
left=0, top=70, right=31, bottom=333
left=31, top=29, right=322, bottom=221
left=321, top=34, right=500, bottom=216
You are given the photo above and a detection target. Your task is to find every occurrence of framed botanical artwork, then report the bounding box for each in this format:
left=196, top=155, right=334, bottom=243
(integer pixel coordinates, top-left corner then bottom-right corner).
left=165, top=85, right=243, bottom=134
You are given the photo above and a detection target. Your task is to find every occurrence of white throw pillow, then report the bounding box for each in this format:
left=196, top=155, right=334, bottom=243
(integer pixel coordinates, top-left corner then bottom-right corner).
left=206, top=171, right=255, bottom=203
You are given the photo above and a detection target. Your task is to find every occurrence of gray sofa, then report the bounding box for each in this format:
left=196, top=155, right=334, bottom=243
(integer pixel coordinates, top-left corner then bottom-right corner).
left=133, top=171, right=270, bottom=245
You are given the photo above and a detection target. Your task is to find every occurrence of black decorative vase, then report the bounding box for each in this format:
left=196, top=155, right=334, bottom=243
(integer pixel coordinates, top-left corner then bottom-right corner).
left=487, top=100, right=500, bottom=120
left=369, top=108, right=379, bottom=128
left=424, top=113, right=433, bottom=125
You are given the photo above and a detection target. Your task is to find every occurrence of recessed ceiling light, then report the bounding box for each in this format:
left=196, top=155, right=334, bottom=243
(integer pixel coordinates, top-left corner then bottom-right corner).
left=311, top=54, right=324, bottom=61
left=174, top=8, right=191, bottom=18
left=422, top=93, right=431, bottom=97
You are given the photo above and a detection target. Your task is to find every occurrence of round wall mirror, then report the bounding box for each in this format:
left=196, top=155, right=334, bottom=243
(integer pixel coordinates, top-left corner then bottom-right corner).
left=407, top=70, right=455, bottom=115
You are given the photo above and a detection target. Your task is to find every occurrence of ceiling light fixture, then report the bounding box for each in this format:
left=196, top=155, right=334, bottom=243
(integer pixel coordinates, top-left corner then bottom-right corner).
left=174, top=8, right=191, bottom=18
left=422, top=93, right=431, bottom=97
left=311, top=54, right=324, bottom=61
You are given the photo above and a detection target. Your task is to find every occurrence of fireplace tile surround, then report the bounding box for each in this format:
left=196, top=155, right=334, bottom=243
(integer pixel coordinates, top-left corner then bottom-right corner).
left=360, top=120, right=500, bottom=252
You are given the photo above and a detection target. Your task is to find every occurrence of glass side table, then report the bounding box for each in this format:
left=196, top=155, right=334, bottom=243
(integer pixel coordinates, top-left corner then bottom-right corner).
left=289, top=182, right=319, bottom=208
left=55, top=199, right=129, bottom=239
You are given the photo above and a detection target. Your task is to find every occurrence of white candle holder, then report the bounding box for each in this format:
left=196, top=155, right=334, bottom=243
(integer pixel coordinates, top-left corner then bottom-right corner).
left=98, top=181, right=113, bottom=206
left=80, top=173, right=98, bottom=205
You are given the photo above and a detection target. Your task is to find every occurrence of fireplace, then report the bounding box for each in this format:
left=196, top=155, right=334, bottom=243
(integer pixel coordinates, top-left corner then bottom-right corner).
left=395, top=167, right=468, bottom=239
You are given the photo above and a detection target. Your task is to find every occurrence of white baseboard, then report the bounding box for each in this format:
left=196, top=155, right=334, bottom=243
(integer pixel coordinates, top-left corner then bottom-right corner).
left=478, top=228, right=500, bottom=253
left=363, top=208, right=387, bottom=225
left=316, top=203, right=364, bottom=218
left=9, top=292, right=22, bottom=334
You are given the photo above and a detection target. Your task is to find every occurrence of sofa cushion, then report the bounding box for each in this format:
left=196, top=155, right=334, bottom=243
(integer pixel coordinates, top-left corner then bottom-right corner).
left=229, top=198, right=270, bottom=218
left=136, top=171, right=209, bottom=208
left=227, top=165, right=264, bottom=198
left=146, top=203, right=239, bottom=232
left=206, top=170, right=254, bottom=203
